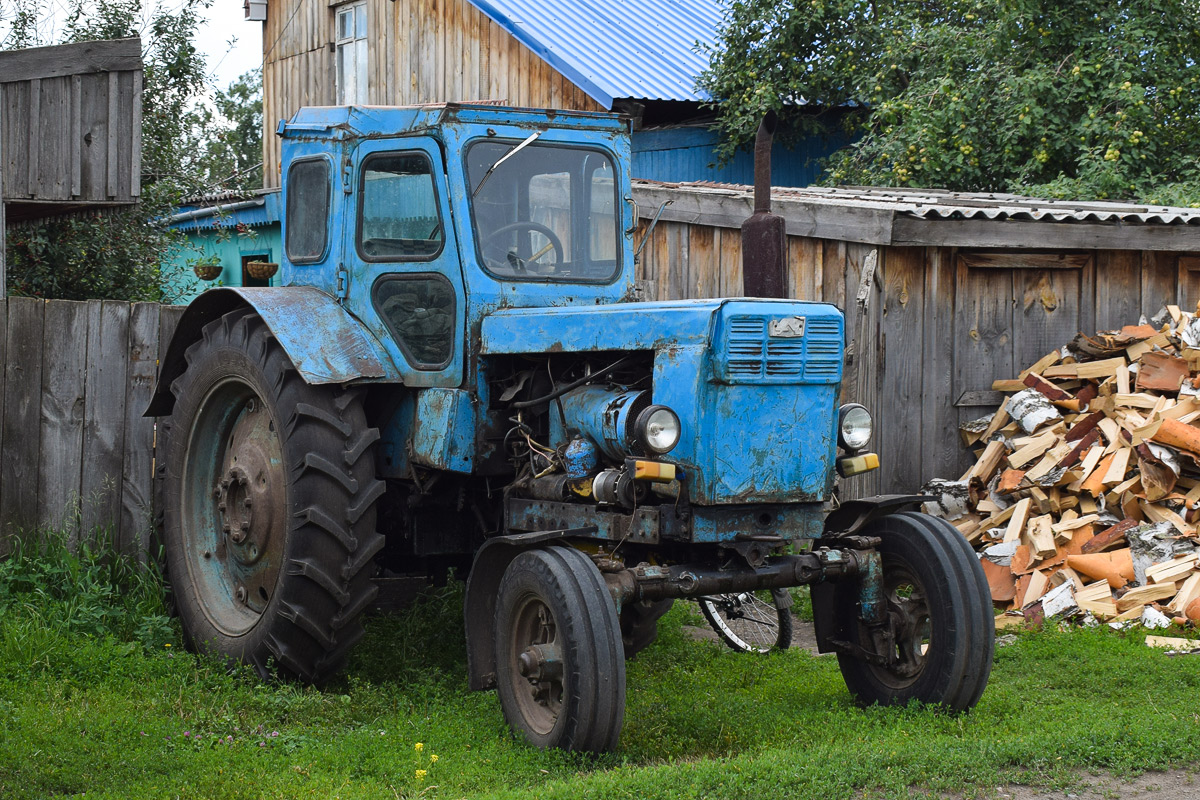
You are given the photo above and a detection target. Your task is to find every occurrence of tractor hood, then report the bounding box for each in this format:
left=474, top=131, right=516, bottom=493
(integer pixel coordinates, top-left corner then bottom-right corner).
left=482, top=298, right=847, bottom=508
left=479, top=299, right=730, bottom=355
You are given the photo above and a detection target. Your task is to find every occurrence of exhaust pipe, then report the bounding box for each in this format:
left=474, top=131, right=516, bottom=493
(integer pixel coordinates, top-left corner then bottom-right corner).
left=741, top=112, right=788, bottom=298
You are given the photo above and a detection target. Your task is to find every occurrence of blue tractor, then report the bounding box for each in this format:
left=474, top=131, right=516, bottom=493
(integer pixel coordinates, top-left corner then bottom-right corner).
left=148, top=103, right=993, bottom=752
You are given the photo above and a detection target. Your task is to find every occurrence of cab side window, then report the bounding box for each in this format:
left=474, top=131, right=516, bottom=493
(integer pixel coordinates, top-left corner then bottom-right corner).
left=358, top=152, right=443, bottom=261
left=285, top=158, right=331, bottom=262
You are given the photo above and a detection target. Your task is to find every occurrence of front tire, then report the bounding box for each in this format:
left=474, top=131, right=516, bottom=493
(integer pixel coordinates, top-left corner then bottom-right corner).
left=494, top=546, right=626, bottom=751
left=834, top=512, right=993, bottom=710
left=160, top=308, right=385, bottom=682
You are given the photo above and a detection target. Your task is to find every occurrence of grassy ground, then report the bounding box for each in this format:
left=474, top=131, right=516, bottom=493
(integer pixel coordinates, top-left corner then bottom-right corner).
left=2, top=537, right=1200, bottom=800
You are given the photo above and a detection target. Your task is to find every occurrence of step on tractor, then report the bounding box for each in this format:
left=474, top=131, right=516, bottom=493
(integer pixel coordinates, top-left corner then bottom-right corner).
left=147, top=103, right=993, bottom=752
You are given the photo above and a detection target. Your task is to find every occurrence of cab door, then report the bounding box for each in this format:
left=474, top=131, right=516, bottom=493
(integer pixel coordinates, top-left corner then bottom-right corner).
left=343, top=137, right=465, bottom=387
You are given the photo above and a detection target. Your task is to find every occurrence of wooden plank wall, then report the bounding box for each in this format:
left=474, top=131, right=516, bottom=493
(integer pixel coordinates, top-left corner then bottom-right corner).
left=0, top=299, right=181, bottom=559
left=262, top=0, right=604, bottom=188
left=0, top=38, right=142, bottom=204
left=634, top=218, right=1200, bottom=495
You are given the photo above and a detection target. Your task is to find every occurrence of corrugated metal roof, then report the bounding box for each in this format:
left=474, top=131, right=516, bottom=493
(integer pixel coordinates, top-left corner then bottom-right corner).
left=465, top=0, right=723, bottom=107
left=643, top=180, right=1200, bottom=226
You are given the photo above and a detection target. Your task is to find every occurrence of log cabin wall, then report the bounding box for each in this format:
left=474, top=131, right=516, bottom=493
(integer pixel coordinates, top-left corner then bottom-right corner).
left=262, top=0, right=604, bottom=188
left=630, top=186, right=1200, bottom=498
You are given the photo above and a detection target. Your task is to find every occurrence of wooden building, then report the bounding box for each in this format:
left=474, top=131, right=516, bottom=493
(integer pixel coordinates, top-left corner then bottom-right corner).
left=630, top=181, right=1200, bottom=496
left=0, top=37, right=144, bottom=292
left=253, top=0, right=839, bottom=188
left=0, top=37, right=143, bottom=220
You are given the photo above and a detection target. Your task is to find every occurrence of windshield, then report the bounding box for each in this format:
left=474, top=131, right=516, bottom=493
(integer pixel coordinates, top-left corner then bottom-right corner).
left=466, top=141, right=620, bottom=283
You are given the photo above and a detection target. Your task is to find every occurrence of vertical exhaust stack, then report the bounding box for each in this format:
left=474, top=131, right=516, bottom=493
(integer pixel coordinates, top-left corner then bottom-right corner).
left=741, top=112, right=787, bottom=298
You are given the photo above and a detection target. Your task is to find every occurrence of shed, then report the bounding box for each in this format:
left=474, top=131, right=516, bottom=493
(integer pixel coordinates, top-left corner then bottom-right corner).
left=629, top=180, right=1200, bottom=496
left=0, top=37, right=143, bottom=219
left=0, top=37, right=144, bottom=292
left=254, top=0, right=841, bottom=187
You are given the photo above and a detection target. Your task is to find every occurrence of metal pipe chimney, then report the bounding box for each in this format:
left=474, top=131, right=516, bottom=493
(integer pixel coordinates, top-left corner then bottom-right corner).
left=741, top=112, right=787, bottom=298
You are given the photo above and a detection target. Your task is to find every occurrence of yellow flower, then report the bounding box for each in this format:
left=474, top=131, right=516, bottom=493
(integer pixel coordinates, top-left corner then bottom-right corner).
left=415, top=769, right=427, bottom=780
left=414, top=742, right=424, bottom=752
left=430, top=754, right=439, bottom=764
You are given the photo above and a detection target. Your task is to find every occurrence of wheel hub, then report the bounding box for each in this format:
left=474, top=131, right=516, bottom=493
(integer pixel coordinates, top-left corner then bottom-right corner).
left=184, top=385, right=287, bottom=632
left=507, top=597, right=564, bottom=735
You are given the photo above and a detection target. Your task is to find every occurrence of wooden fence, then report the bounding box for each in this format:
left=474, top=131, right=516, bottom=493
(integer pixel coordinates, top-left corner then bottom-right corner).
left=631, top=212, right=1200, bottom=497
left=0, top=297, right=181, bottom=558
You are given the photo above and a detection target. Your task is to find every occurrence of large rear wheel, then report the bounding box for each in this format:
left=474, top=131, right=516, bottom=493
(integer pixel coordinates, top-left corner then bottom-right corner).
left=833, top=512, right=993, bottom=710
left=493, top=546, right=626, bottom=751
left=160, top=308, right=385, bottom=682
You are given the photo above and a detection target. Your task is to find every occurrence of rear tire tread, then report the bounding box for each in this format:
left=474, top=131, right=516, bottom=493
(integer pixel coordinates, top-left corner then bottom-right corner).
left=161, top=309, right=383, bottom=684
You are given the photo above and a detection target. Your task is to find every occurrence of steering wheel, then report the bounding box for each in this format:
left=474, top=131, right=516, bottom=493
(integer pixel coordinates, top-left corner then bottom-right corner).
left=481, top=221, right=565, bottom=274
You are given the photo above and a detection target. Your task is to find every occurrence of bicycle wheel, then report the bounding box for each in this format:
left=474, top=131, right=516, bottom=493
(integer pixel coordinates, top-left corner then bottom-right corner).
left=698, top=589, right=793, bottom=653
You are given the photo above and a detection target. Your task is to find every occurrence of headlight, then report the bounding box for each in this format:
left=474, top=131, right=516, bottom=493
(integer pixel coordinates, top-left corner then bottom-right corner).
left=635, top=405, right=681, bottom=455
left=838, top=404, right=873, bottom=452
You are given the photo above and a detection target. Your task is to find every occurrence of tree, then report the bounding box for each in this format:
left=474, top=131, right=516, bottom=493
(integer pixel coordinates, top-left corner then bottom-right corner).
left=1, top=0, right=261, bottom=301
left=193, top=69, right=264, bottom=192
left=698, top=0, right=1200, bottom=205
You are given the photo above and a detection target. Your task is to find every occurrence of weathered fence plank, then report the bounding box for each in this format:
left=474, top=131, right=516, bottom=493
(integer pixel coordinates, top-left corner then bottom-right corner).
left=880, top=247, right=926, bottom=490
left=2, top=297, right=45, bottom=540
left=36, top=299, right=87, bottom=540
left=119, top=302, right=160, bottom=557
left=80, top=299, right=130, bottom=538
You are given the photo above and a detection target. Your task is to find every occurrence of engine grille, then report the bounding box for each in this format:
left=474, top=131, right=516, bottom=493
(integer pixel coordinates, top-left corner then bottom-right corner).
left=722, top=314, right=842, bottom=383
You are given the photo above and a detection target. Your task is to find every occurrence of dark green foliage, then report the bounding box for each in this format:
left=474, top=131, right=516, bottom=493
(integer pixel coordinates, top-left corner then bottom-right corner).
left=1, top=0, right=262, bottom=301
left=698, top=0, right=1200, bottom=204
left=198, top=69, right=265, bottom=192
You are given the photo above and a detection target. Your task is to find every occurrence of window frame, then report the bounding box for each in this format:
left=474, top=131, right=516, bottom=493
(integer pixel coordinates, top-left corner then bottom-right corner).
left=464, top=139, right=623, bottom=286
left=285, top=156, right=333, bottom=264
left=334, top=1, right=368, bottom=105
left=371, top=273, right=457, bottom=371
left=355, top=150, right=445, bottom=263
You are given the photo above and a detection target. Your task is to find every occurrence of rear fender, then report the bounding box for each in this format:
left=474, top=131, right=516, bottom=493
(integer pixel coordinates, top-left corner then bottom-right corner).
left=145, top=287, right=401, bottom=417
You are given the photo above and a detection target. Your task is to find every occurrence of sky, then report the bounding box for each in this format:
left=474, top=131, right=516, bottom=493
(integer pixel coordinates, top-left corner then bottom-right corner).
left=197, top=1, right=263, bottom=90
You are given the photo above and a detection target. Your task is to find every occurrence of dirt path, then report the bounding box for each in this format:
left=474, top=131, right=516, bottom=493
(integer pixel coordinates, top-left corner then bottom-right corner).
left=977, top=767, right=1200, bottom=799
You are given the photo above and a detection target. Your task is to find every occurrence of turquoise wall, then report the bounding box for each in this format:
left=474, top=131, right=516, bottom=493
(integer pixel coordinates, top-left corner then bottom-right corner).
left=161, top=224, right=283, bottom=304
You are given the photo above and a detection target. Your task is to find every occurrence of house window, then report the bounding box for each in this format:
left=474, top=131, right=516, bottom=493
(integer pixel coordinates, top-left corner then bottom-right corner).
left=335, top=2, right=367, bottom=104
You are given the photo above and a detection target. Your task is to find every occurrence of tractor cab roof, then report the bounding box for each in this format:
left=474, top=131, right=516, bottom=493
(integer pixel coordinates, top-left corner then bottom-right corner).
left=277, top=102, right=630, bottom=141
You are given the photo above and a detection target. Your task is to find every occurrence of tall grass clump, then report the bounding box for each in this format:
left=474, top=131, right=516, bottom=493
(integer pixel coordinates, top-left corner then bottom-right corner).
left=0, top=530, right=176, bottom=659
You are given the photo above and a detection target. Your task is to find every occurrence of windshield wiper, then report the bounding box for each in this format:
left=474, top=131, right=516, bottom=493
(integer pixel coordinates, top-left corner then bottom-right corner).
left=472, top=131, right=542, bottom=197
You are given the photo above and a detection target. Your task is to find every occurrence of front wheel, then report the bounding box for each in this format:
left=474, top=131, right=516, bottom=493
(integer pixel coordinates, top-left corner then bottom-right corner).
left=493, top=546, right=626, bottom=751
left=831, top=512, right=993, bottom=711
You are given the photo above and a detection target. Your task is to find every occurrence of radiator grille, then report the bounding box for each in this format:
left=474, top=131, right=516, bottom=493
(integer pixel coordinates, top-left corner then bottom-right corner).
left=721, top=314, right=842, bottom=382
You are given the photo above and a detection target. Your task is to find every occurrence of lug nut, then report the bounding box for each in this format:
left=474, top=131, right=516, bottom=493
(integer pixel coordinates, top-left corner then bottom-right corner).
left=235, top=585, right=247, bottom=604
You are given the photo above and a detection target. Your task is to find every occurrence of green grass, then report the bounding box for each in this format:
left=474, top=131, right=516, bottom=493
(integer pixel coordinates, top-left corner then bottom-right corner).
left=2, top=536, right=1200, bottom=799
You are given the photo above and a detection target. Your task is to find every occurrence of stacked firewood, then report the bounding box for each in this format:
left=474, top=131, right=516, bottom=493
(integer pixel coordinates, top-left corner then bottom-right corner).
left=924, top=305, right=1200, bottom=629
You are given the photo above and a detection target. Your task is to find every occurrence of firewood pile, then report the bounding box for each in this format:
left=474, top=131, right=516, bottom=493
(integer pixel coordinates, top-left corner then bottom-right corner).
left=923, top=305, right=1200, bottom=630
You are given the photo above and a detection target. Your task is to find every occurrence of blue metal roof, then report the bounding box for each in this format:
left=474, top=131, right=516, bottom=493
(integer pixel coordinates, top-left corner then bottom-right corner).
left=466, top=0, right=723, bottom=108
